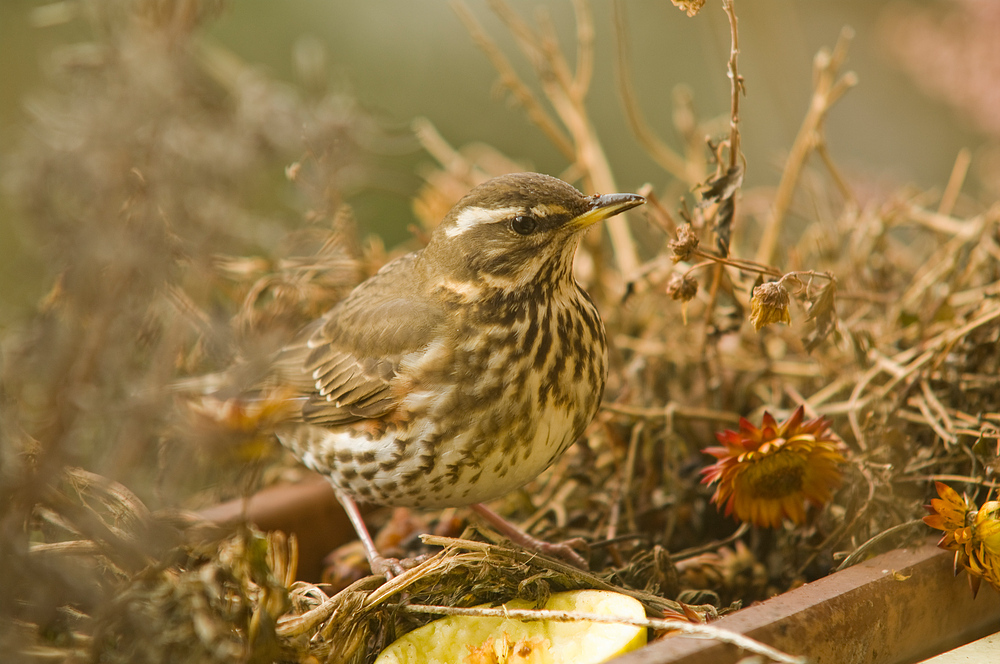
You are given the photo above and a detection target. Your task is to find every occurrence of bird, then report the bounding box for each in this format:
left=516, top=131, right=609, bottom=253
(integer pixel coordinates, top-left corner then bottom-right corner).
left=274, top=172, right=644, bottom=576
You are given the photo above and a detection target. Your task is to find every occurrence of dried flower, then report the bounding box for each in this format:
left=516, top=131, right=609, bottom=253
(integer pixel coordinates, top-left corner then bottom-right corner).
left=701, top=407, right=845, bottom=528
left=666, top=273, right=699, bottom=324
left=666, top=273, right=699, bottom=302
left=669, top=225, right=700, bottom=263
left=186, top=388, right=298, bottom=462
left=749, top=281, right=791, bottom=331
left=924, top=481, right=1000, bottom=596
left=671, top=0, right=706, bottom=18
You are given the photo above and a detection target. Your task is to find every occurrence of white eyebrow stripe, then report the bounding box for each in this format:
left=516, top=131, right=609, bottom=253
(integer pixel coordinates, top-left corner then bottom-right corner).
left=445, top=205, right=521, bottom=237
left=530, top=203, right=566, bottom=218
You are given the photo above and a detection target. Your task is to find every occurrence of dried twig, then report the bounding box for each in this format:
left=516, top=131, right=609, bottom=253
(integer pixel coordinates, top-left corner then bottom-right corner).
left=403, top=603, right=807, bottom=664
left=613, top=0, right=700, bottom=185
left=755, top=28, right=857, bottom=266
left=453, top=0, right=641, bottom=277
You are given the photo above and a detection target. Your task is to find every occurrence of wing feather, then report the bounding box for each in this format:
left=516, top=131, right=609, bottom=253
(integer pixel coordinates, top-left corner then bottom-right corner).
left=276, top=253, right=445, bottom=426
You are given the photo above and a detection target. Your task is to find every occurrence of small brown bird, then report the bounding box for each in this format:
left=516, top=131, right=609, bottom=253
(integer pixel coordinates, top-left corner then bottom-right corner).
left=276, top=172, right=644, bottom=575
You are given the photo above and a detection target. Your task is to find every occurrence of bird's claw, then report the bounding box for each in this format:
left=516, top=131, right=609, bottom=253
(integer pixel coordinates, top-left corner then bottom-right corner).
left=534, top=536, right=589, bottom=570
left=369, top=555, right=406, bottom=579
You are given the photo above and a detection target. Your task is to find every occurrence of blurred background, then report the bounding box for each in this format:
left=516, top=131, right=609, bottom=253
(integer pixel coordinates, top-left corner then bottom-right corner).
left=1, top=0, right=993, bottom=326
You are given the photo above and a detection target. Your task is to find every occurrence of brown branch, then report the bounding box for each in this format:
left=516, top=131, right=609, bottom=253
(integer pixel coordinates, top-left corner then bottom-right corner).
left=613, top=0, right=700, bottom=185
left=755, top=27, right=857, bottom=266
left=479, top=0, right=640, bottom=277
left=722, top=0, right=743, bottom=171
left=938, top=147, right=971, bottom=217
left=571, top=0, right=595, bottom=100
left=451, top=1, right=576, bottom=161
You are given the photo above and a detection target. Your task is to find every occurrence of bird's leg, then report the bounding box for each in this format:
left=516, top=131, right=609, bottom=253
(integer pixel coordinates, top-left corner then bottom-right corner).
left=333, top=488, right=404, bottom=579
left=471, top=503, right=588, bottom=570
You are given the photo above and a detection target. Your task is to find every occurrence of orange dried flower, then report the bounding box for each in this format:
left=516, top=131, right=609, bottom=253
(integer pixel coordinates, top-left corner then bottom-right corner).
left=702, top=406, right=845, bottom=528
left=185, top=387, right=298, bottom=462
left=924, top=481, right=1000, bottom=596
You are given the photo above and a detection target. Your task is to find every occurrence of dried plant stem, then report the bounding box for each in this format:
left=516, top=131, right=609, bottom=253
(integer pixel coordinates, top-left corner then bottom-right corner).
left=613, top=1, right=700, bottom=185
left=834, top=519, right=925, bottom=571
left=672, top=522, right=750, bottom=561
left=603, top=402, right=741, bottom=425
left=454, top=0, right=640, bottom=277
left=694, top=0, right=744, bottom=345
left=402, top=603, right=806, bottom=664
left=755, top=27, right=857, bottom=266
left=570, top=0, right=595, bottom=99
left=687, top=249, right=782, bottom=278
left=450, top=2, right=575, bottom=160
left=832, top=301, right=1000, bottom=446
left=412, top=117, right=475, bottom=176
left=722, top=0, right=743, bottom=171
left=938, top=148, right=971, bottom=217
left=605, top=421, right=644, bottom=567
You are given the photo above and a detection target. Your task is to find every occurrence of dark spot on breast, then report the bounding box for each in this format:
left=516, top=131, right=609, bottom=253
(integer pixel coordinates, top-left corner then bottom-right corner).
left=533, top=326, right=553, bottom=370
left=546, top=359, right=564, bottom=403
left=521, top=318, right=539, bottom=355
left=379, top=455, right=402, bottom=472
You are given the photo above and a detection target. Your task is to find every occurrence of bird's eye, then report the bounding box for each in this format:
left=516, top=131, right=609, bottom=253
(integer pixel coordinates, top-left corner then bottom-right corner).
left=511, top=214, right=538, bottom=235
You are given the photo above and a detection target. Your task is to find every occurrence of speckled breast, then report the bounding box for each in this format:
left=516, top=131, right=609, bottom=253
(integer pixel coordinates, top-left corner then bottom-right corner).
left=282, top=286, right=608, bottom=509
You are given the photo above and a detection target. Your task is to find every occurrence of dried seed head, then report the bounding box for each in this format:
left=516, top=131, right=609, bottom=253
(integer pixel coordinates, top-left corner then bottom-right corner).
left=669, top=225, right=700, bottom=263
left=666, top=273, right=699, bottom=302
left=749, top=281, right=791, bottom=331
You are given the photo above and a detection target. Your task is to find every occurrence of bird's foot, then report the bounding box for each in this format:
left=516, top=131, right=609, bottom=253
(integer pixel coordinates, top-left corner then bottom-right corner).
left=368, top=554, right=406, bottom=579
left=527, top=536, right=589, bottom=570
left=471, top=503, right=590, bottom=570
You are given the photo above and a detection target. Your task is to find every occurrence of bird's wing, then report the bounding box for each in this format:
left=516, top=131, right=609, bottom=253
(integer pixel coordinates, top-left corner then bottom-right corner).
left=276, top=254, right=445, bottom=426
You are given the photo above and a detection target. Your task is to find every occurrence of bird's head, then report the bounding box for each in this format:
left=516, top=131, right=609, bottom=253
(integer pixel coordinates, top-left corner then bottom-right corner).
left=422, top=172, right=644, bottom=289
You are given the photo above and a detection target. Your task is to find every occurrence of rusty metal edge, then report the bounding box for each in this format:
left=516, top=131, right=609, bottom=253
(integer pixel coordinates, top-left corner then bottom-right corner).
left=609, top=538, right=1000, bottom=664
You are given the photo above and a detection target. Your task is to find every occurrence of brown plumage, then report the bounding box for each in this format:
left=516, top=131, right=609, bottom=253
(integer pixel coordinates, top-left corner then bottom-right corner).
left=275, top=172, right=644, bottom=575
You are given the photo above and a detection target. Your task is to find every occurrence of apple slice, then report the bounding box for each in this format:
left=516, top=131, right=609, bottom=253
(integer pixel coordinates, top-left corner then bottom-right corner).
left=375, top=589, right=647, bottom=664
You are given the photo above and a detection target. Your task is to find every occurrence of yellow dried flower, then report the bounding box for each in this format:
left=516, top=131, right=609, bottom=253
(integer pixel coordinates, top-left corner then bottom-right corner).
left=701, top=406, right=846, bottom=528
left=186, top=388, right=298, bottom=462
left=924, top=482, right=1000, bottom=596
left=749, top=281, right=791, bottom=331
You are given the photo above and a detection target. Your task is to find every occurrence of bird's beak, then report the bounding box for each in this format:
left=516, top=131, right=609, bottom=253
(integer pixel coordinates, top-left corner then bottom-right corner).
left=567, top=192, right=645, bottom=232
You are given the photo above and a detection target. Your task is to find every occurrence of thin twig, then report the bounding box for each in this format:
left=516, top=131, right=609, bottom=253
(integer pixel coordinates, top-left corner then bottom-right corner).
left=834, top=519, right=925, bottom=572
left=755, top=28, right=857, bottom=266
left=603, top=402, right=741, bottom=424
left=451, top=1, right=576, bottom=160
left=672, top=522, right=750, bottom=561
left=938, top=148, right=971, bottom=217
left=613, top=0, right=699, bottom=184
left=402, top=603, right=806, bottom=664
left=460, top=0, right=640, bottom=277
left=722, top=0, right=743, bottom=171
